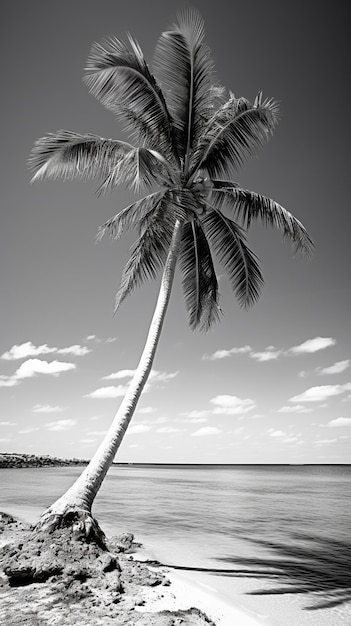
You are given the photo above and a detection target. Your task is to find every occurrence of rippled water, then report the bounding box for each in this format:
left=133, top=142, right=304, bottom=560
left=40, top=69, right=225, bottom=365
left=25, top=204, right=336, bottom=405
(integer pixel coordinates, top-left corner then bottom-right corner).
left=1, top=464, right=350, bottom=625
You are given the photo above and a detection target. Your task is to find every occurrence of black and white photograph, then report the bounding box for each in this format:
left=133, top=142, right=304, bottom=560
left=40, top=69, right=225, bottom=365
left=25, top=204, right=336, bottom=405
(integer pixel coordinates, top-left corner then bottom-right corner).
left=1, top=1, right=349, bottom=624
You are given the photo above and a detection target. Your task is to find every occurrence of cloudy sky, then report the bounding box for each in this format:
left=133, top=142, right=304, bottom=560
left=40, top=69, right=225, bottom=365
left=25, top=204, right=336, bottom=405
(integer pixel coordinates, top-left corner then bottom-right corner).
left=1, top=0, right=349, bottom=463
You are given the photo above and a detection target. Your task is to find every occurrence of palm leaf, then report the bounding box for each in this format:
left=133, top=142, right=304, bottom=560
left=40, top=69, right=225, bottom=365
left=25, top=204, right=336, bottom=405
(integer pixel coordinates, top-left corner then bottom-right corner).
left=29, top=130, right=133, bottom=182
left=211, top=178, right=240, bottom=189
left=115, top=208, right=177, bottom=310
left=211, top=187, right=314, bottom=255
left=179, top=220, right=221, bottom=331
left=153, top=8, right=216, bottom=169
left=190, top=97, right=280, bottom=180
left=97, top=147, right=173, bottom=194
left=203, top=208, right=264, bottom=307
left=96, top=190, right=167, bottom=241
left=84, top=35, right=176, bottom=157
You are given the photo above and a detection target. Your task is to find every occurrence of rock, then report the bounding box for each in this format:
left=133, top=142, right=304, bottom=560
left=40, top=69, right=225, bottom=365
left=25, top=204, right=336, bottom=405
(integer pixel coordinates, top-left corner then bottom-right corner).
left=109, top=532, right=139, bottom=553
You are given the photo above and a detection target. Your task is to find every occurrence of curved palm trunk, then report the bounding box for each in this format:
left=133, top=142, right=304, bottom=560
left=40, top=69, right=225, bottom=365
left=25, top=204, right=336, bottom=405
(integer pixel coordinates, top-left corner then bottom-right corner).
left=38, top=221, right=183, bottom=530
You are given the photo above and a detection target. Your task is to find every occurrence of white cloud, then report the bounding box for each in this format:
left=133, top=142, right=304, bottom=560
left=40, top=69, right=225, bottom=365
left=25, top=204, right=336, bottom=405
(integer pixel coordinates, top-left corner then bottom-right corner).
left=277, top=405, right=313, bottom=413
left=0, top=421, right=17, bottom=426
left=149, top=370, right=179, bottom=383
left=103, top=369, right=135, bottom=380
left=45, top=419, right=76, bottom=431
left=86, top=335, right=96, bottom=341
left=210, top=395, right=255, bottom=415
left=203, top=337, right=337, bottom=365
left=283, top=437, right=299, bottom=443
left=32, top=404, right=65, bottom=413
left=0, top=377, right=19, bottom=387
left=179, top=410, right=209, bottom=423
left=105, top=337, right=117, bottom=343
left=57, top=345, right=91, bottom=356
left=15, top=359, right=76, bottom=379
left=269, top=430, right=286, bottom=438
left=0, top=359, right=77, bottom=387
left=1, top=341, right=91, bottom=360
left=137, top=406, right=156, bottom=414
left=314, top=438, right=338, bottom=446
left=203, top=345, right=252, bottom=360
left=127, top=424, right=152, bottom=435
left=102, top=369, right=178, bottom=385
left=80, top=438, right=96, bottom=444
left=1, top=341, right=56, bottom=360
left=317, top=360, right=351, bottom=375
left=192, top=426, right=222, bottom=436
left=0, top=437, right=11, bottom=442
left=290, top=383, right=351, bottom=403
left=187, top=410, right=210, bottom=418
left=85, top=385, right=128, bottom=399
left=1, top=359, right=76, bottom=387
left=250, top=348, right=281, bottom=362
left=326, top=417, right=351, bottom=427
left=289, top=337, right=336, bottom=355
left=181, top=410, right=211, bottom=422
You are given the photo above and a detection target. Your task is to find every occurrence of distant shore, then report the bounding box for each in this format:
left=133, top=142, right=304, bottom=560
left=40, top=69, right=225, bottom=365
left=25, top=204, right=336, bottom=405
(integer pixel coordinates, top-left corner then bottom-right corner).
left=0, top=453, right=89, bottom=469
left=1, top=455, right=345, bottom=469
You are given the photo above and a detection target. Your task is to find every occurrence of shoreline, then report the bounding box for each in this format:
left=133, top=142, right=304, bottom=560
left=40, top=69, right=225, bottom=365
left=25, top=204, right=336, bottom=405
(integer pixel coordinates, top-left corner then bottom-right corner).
left=0, top=511, right=268, bottom=626
left=139, top=566, right=269, bottom=626
left=131, top=544, right=268, bottom=626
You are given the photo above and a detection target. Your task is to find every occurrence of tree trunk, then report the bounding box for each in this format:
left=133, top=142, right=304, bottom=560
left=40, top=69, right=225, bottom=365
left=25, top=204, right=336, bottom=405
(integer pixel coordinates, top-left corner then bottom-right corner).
left=37, top=221, right=183, bottom=535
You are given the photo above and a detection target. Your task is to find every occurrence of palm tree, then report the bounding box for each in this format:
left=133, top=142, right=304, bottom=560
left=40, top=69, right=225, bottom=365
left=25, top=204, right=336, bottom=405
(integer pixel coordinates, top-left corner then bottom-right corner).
left=29, top=10, right=313, bottom=536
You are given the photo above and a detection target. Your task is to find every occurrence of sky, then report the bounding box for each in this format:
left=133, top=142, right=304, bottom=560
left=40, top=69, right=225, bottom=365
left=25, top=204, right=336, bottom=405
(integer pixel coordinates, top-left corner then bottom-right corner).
left=1, top=0, right=350, bottom=464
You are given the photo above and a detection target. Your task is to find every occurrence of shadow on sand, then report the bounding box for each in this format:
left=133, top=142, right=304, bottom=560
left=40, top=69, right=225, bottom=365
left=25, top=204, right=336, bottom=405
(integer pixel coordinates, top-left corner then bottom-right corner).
left=149, top=533, right=351, bottom=611
left=216, top=533, right=351, bottom=610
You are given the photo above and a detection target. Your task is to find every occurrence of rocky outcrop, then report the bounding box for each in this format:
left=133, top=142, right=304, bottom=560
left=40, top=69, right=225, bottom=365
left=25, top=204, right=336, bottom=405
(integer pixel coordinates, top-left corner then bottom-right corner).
left=0, top=512, right=216, bottom=625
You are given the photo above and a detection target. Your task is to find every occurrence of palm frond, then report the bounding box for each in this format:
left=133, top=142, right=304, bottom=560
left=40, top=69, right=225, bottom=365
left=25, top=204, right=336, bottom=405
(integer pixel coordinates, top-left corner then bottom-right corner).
left=179, top=220, right=221, bottom=331
left=84, top=35, right=176, bottom=157
left=96, top=146, right=174, bottom=194
left=190, top=97, right=280, bottom=179
left=114, top=209, right=177, bottom=310
left=96, top=190, right=167, bottom=241
left=211, top=178, right=240, bottom=189
left=29, top=130, right=134, bottom=182
left=153, top=8, right=216, bottom=168
left=212, top=187, right=314, bottom=256
left=203, top=208, right=264, bottom=307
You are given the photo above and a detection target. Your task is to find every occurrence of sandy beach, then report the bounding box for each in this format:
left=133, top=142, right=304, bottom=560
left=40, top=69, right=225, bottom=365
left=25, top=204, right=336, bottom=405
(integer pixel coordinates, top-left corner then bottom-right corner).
left=132, top=546, right=267, bottom=626
left=0, top=511, right=267, bottom=626
left=139, top=569, right=267, bottom=625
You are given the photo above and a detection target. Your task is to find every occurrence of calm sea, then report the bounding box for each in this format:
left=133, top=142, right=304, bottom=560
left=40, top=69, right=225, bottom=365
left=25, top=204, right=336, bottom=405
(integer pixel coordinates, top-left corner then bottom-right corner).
left=0, top=464, right=350, bottom=625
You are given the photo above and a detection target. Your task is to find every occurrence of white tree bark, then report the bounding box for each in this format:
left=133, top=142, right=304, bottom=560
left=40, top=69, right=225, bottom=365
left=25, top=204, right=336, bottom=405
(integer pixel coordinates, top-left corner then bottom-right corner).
left=39, top=221, right=183, bottom=523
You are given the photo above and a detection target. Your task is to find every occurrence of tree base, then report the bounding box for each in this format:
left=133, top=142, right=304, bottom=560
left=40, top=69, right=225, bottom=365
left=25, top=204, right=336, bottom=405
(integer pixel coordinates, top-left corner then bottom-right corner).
left=1, top=508, right=115, bottom=587
left=35, top=505, right=107, bottom=548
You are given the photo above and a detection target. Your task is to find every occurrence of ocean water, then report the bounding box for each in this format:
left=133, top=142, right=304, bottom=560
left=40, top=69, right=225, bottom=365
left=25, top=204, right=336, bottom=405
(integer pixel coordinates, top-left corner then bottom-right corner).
left=0, top=464, right=350, bottom=625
